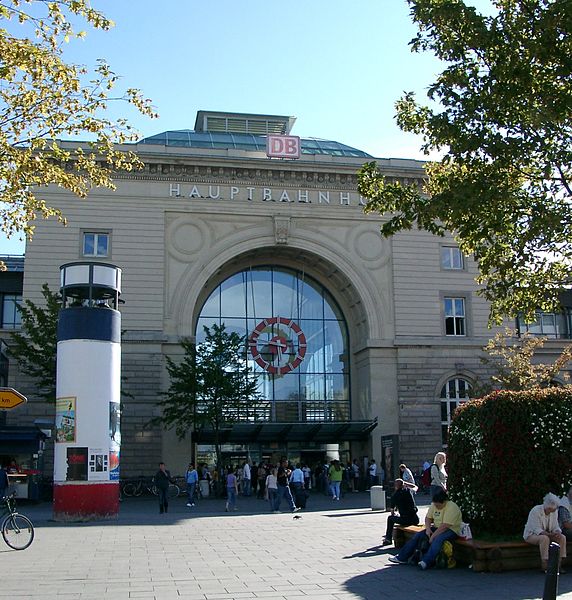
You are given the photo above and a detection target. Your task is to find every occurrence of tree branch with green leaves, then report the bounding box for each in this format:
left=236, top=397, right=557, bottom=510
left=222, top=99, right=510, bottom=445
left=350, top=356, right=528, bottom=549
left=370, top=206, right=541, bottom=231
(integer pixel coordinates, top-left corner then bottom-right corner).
left=151, top=324, right=261, bottom=467
left=0, top=0, right=157, bottom=247
left=358, top=0, right=572, bottom=323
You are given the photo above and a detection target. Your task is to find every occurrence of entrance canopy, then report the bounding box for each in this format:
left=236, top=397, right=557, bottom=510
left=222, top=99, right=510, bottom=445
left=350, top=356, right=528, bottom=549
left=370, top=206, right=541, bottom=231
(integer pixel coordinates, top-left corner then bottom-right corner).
left=193, top=419, right=377, bottom=444
left=0, top=426, right=46, bottom=454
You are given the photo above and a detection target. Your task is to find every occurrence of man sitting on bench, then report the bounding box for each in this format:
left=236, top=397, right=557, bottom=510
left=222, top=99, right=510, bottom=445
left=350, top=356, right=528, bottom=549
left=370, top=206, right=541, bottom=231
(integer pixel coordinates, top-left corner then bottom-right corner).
left=388, top=489, right=462, bottom=569
left=383, top=478, right=419, bottom=545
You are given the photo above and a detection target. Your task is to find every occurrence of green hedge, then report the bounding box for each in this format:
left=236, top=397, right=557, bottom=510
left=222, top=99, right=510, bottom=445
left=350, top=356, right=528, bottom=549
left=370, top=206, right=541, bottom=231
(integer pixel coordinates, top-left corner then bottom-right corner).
left=447, top=387, right=572, bottom=536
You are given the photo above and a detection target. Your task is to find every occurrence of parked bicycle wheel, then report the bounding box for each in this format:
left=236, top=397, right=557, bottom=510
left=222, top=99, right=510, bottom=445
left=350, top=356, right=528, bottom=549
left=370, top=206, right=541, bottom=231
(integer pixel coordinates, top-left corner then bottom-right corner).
left=167, top=484, right=180, bottom=499
left=2, top=513, right=34, bottom=550
left=122, top=481, right=137, bottom=497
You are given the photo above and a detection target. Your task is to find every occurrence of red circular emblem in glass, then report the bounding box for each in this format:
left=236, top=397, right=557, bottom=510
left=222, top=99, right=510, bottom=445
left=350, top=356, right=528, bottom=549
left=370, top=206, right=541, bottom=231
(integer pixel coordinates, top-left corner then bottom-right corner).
left=248, top=317, right=307, bottom=375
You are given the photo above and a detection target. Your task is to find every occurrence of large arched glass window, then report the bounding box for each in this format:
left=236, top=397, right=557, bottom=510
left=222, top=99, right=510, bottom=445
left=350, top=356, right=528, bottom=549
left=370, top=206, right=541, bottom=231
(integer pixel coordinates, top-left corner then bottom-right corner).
left=440, top=377, right=470, bottom=446
left=196, top=267, right=350, bottom=423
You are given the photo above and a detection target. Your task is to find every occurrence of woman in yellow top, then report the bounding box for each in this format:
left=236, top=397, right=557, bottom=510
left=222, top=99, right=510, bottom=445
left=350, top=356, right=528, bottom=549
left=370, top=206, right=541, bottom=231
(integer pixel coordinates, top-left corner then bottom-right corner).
left=328, top=459, right=343, bottom=501
left=388, top=489, right=462, bottom=569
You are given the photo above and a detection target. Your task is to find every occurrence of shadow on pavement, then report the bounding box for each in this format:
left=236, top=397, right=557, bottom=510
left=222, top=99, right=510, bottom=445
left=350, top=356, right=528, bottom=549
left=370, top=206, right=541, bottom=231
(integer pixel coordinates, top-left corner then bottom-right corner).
left=343, top=562, right=572, bottom=600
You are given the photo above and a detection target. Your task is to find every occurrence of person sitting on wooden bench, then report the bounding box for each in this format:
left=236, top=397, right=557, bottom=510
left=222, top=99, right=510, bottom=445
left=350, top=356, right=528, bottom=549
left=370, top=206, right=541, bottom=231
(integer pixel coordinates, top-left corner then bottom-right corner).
left=388, top=489, right=462, bottom=570
left=383, top=478, right=419, bottom=546
left=524, top=492, right=567, bottom=573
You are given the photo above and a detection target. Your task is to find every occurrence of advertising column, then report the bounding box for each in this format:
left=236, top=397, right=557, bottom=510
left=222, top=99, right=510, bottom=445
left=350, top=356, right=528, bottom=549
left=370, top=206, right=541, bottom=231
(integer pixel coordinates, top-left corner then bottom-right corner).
left=53, top=262, right=122, bottom=520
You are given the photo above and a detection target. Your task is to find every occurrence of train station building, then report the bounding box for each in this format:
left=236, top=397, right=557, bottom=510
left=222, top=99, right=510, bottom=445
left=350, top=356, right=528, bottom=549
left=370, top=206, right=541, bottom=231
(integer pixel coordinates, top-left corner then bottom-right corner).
left=5, top=109, right=565, bottom=480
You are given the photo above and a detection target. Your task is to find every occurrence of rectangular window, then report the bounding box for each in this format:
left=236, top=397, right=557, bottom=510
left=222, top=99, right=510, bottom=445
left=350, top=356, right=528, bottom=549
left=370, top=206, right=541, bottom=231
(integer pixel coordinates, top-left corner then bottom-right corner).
left=2, top=294, right=22, bottom=329
left=441, top=246, right=464, bottom=270
left=518, top=311, right=569, bottom=338
left=444, top=297, right=466, bottom=336
left=83, top=232, right=109, bottom=257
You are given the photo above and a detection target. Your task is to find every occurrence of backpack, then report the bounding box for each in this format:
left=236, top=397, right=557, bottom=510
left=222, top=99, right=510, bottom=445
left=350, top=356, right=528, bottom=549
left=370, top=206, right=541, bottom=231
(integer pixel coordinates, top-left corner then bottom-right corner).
left=421, top=465, right=434, bottom=488
left=436, top=540, right=456, bottom=569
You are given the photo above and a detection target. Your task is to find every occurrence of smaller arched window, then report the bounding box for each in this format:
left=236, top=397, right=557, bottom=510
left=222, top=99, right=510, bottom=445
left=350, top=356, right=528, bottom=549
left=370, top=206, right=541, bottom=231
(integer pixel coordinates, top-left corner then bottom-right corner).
left=440, top=378, right=471, bottom=446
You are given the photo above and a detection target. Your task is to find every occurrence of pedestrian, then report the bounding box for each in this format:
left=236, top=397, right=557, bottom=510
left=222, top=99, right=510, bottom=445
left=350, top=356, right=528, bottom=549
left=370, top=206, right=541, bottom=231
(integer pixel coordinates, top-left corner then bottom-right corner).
left=257, top=463, right=267, bottom=499
left=351, top=459, right=360, bottom=492
left=185, top=462, right=198, bottom=507
left=154, top=462, right=174, bottom=514
left=383, top=479, right=419, bottom=545
left=0, top=464, right=9, bottom=499
left=368, top=459, right=378, bottom=489
left=524, top=492, right=567, bottom=573
left=558, top=487, right=572, bottom=541
left=388, top=489, right=462, bottom=569
left=399, top=463, right=416, bottom=489
left=225, top=466, right=239, bottom=512
left=251, top=461, right=258, bottom=496
left=290, top=463, right=306, bottom=508
left=302, top=464, right=312, bottom=490
left=430, top=452, right=447, bottom=499
left=276, top=459, right=299, bottom=513
left=266, top=467, right=278, bottom=512
left=329, top=459, right=343, bottom=500
left=242, top=461, right=251, bottom=496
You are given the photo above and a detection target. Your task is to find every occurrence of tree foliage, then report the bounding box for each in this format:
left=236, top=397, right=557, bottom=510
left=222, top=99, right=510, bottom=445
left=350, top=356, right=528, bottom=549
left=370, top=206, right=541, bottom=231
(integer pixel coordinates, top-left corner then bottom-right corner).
left=358, top=0, right=572, bottom=322
left=0, top=0, right=157, bottom=246
left=448, top=388, right=572, bottom=536
left=8, top=282, right=59, bottom=402
left=475, top=328, right=572, bottom=394
left=153, top=324, right=260, bottom=466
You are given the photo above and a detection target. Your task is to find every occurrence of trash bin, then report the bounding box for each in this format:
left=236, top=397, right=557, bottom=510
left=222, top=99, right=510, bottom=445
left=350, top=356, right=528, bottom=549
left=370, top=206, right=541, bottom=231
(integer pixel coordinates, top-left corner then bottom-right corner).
left=199, top=479, right=210, bottom=498
left=370, top=485, right=386, bottom=510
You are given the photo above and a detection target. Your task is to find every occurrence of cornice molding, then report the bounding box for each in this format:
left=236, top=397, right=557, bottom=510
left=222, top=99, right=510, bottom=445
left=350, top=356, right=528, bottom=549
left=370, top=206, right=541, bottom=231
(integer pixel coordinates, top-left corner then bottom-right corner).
left=112, top=163, right=424, bottom=189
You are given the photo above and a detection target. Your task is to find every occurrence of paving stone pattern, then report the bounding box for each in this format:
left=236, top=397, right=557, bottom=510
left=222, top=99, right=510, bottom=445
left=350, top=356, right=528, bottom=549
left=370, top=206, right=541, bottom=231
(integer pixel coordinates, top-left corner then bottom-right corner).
left=1, top=492, right=571, bottom=600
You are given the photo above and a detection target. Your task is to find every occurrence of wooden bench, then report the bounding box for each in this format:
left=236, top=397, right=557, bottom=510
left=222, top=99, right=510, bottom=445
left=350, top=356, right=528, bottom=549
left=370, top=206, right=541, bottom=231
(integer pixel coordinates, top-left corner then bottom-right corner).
left=393, top=525, right=572, bottom=572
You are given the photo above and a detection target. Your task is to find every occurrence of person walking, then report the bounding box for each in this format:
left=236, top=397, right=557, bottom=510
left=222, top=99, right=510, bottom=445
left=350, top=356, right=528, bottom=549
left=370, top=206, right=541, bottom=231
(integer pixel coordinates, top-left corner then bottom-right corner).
left=368, top=459, right=378, bottom=489
left=290, top=463, right=306, bottom=509
left=266, top=467, right=278, bottom=512
left=257, top=463, right=267, bottom=499
left=328, top=459, right=343, bottom=501
left=242, top=461, right=251, bottom=496
left=185, top=462, right=199, bottom=507
left=276, top=459, right=299, bottom=513
left=225, top=466, right=239, bottom=512
left=351, top=459, right=360, bottom=492
left=154, top=462, right=174, bottom=514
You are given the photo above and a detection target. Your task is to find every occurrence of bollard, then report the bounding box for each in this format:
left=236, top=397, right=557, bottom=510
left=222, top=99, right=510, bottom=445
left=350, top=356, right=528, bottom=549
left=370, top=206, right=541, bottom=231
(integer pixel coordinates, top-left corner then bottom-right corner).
left=542, top=542, right=560, bottom=600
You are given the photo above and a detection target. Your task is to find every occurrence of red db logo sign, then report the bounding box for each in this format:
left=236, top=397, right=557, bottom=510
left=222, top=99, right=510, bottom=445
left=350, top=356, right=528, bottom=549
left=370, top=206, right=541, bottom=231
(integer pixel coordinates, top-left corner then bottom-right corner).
left=266, top=135, right=301, bottom=159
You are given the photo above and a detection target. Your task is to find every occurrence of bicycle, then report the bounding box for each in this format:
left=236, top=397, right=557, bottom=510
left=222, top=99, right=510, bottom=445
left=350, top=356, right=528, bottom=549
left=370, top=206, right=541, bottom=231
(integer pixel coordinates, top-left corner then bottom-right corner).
left=1, top=492, right=34, bottom=550
left=121, top=476, right=180, bottom=499
left=121, top=476, right=155, bottom=497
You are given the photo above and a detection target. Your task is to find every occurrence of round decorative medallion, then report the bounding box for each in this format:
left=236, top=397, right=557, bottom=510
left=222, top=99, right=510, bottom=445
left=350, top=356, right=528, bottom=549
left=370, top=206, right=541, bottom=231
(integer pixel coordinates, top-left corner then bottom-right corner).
left=249, top=317, right=307, bottom=375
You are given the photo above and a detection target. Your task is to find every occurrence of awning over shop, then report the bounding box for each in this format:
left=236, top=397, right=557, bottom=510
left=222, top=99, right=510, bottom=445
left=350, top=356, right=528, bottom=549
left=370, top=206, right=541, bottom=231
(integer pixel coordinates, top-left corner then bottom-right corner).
left=0, top=426, right=47, bottom=454
left=192, top=419, right=378, bottom=444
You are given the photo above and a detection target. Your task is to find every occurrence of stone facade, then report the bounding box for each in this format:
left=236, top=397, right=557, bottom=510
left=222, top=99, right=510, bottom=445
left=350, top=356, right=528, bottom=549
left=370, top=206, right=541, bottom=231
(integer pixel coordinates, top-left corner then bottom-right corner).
left=7, top=111, right=568, bottom=480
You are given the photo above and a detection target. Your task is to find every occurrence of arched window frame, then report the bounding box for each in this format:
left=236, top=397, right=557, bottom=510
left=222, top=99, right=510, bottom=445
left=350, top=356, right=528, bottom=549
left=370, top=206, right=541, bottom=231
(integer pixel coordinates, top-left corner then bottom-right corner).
left=439, top=376, right=471, bottom=447
left=194, top=266, right=350, bottom=423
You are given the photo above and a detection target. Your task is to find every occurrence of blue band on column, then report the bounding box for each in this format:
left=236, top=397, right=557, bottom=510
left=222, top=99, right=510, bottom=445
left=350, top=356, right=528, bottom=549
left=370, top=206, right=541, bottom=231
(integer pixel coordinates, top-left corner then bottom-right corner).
left=57, top=308, right=121, bottom=343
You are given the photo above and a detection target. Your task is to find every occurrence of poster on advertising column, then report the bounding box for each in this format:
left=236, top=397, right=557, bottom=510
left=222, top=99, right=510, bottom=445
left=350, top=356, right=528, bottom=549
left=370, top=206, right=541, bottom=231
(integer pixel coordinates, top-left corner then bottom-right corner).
left=381, top=435, right=399, bottom=484
left=66, top=446, right=88, bottom=481
left=55, top=397, right=76, bottom=443
left=109, top=402, right=120, bottom=481
left=88, top=448, right=109, bottom=481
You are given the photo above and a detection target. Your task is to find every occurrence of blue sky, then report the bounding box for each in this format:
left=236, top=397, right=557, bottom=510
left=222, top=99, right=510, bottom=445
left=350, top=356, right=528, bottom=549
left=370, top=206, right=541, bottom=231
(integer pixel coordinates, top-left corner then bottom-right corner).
left=1, top=0, right=492, bottom=255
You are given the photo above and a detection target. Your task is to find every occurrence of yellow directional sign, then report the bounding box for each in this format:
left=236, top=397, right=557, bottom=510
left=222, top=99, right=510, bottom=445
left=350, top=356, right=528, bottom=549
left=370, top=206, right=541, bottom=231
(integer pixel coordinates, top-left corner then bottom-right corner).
left=0, top=387, right=27, bottom=410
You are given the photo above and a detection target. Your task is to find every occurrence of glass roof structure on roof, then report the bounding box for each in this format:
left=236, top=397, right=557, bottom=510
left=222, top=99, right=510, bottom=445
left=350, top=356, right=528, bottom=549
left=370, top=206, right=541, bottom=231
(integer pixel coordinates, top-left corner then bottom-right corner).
left=137, top=130, right=373, bottom=158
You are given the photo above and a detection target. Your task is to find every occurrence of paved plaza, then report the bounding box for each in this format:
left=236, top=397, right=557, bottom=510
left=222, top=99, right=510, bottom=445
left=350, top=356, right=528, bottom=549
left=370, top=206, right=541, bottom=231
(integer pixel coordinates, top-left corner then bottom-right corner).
left=2, top=491, right=571, bottom=600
